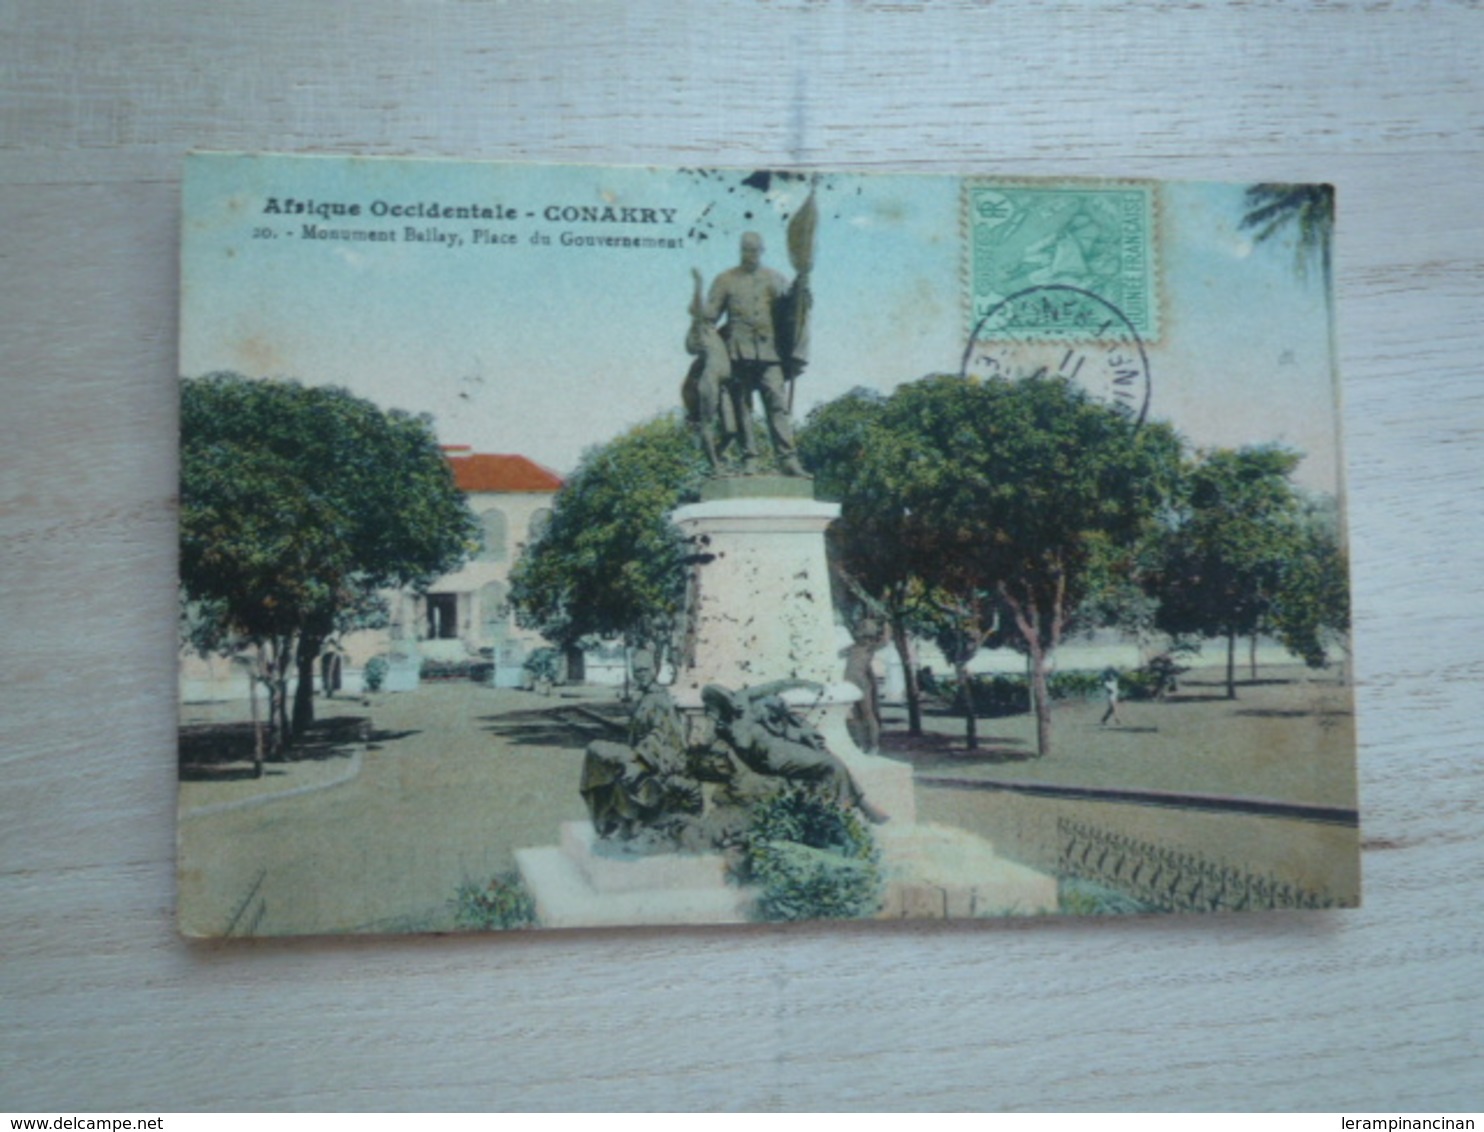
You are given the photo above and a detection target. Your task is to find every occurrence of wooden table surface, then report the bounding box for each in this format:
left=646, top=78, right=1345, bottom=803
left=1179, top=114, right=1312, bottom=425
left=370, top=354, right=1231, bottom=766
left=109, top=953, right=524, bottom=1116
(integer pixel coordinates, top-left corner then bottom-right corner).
left=4, top=1, right=1481, bottom=1112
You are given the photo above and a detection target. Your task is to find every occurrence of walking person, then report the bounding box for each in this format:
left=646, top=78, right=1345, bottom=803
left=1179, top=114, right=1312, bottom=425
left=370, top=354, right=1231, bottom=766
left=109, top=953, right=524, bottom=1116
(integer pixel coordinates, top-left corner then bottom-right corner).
left=1099, top=667, right=1124, bottom=727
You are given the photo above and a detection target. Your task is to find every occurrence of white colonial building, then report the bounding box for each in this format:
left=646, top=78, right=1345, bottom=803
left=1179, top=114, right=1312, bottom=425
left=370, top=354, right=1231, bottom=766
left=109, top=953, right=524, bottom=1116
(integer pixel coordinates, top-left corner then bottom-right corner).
left=180, top=447, right=568, bottom=701
left=398, top=446, right=563, bottom=686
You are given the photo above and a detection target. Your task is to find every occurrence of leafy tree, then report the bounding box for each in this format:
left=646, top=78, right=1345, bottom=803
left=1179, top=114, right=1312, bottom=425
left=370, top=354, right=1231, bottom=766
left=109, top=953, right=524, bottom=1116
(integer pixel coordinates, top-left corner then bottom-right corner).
left=808, top=375, right=1180, bottom=757
left=799, top=388, right=935, bottom=738
left=881, top=375, right=1182, bottom=757
left=1270, top=498, right=1351, bottom=673
left=1150, top=446, right=1310, bottom=699
left=180, top=373, right=477, bottom=755
left=180, top=594, right=270, bottom=776
left=1072, top=526, right=1165, bottom=649
left=802, top=387, right=1025, bottom=748
left=508, top=414, right=708, bottom=668
left=920, top=586, right=1010, bottom=750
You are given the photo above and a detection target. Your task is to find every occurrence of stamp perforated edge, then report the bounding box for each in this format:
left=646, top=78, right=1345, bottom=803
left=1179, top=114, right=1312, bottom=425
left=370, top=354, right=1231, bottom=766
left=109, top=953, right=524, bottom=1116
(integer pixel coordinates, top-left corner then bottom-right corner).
left=961, top=178, right=1162, bottom=345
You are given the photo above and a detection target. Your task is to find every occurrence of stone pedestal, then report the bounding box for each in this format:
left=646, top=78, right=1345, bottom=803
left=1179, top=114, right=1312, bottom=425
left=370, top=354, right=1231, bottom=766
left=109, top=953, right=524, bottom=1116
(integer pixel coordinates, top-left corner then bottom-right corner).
left=515, top=821, right=749, bottom=928
left=515, top=485, right=1057, bottom=927
left=671, top=495, right=841, bottom=693
left=670, top=494, right=916, bottom=824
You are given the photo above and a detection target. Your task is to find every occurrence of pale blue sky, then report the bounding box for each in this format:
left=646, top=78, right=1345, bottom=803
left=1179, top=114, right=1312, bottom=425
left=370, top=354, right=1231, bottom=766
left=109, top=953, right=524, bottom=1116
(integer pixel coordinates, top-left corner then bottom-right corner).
left=181, top=154, right=1341, bottom=493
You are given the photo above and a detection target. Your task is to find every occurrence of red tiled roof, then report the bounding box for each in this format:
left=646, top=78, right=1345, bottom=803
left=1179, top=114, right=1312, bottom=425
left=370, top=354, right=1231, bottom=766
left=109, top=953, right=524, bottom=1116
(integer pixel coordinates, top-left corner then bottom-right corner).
left=443, top=450, right=563, bottom=494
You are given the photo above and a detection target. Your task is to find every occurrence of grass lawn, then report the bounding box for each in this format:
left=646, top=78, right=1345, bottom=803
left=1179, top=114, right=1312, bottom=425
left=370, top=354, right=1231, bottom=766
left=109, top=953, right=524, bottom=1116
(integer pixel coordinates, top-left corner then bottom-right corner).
left=884, top=661, right=1357, bottom=810
left=177, top=663, right=1359, bottom=936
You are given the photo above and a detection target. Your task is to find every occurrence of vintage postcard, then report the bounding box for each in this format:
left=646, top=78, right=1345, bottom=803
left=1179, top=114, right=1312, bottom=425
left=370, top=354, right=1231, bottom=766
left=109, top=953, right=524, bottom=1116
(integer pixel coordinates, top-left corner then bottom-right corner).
left=177, top=154, right=1357, bottom=936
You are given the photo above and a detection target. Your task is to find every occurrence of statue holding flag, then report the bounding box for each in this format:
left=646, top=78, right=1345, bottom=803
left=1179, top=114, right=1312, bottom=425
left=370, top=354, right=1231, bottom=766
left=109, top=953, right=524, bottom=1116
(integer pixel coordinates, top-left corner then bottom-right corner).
left=684, top=190, right=817, bottom=477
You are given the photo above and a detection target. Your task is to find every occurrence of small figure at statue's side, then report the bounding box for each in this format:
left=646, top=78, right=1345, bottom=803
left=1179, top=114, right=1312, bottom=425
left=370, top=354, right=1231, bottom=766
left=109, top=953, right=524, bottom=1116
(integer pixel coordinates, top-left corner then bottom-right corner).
left=840, top=612, right=886, bottom=755
left=681, top=268, right=739, bottom=471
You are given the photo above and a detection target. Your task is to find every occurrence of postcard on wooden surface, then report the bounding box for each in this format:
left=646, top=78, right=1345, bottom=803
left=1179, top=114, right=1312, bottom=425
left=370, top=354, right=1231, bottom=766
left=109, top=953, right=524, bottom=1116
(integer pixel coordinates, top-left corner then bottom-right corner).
left=177, top=153, right=1357, bottom=936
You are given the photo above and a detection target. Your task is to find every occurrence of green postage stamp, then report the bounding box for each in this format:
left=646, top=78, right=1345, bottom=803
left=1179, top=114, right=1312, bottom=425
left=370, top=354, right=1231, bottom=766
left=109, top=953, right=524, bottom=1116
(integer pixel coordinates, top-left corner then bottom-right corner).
left=177, top=155, right=1354, bottom=937
left=964, top=181, right=1158, bottom=342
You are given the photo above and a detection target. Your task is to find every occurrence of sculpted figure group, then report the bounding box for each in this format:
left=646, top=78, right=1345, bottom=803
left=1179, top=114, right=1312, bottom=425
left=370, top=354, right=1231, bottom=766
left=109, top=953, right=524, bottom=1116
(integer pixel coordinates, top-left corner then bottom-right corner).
left=581, top=194, right=881, bottom=850
left=684, top=196, right=817, bottom=477
left=580, top=651, right=884, bottom=853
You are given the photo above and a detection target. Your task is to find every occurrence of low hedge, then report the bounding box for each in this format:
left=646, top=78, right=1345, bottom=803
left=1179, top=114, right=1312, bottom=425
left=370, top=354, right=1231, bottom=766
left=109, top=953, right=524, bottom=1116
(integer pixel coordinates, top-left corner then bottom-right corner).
left=936, top=667, right=1163, bottom=717
left=419, top=658, right=495, bottom=683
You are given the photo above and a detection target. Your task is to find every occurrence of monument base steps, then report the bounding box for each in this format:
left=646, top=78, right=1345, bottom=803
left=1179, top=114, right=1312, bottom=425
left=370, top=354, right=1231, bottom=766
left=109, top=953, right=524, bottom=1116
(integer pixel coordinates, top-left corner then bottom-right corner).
left=516, top=818, right=1058, bottom=928
left=515, top=821, right=749, bottom=929
left=875, top=822, right=1059, bottom=919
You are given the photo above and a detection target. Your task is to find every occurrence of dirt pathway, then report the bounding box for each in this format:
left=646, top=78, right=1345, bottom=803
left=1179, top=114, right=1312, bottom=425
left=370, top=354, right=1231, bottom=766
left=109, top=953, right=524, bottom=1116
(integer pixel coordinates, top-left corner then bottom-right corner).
left=177, top=665, right=1358, bottom=935
left=179, top=684, right=597, bottom=936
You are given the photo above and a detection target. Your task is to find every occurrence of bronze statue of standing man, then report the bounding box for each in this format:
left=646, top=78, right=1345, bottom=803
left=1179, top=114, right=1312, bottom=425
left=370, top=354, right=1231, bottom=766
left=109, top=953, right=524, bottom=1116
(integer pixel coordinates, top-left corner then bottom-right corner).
left=688, top=192, right=817, bottom=477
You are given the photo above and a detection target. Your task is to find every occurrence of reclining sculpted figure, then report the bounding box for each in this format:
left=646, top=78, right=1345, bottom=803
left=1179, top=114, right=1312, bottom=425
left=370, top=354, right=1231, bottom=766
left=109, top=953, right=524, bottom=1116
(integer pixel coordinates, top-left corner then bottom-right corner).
left=580, top=666, right=886, bottom=853
left=700, top=681, right=887, bottom=824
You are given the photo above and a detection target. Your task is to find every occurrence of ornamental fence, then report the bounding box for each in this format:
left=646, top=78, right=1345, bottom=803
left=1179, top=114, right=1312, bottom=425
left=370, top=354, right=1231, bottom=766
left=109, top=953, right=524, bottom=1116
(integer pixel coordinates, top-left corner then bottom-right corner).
left=1058, top=817, right=1343, bottom=912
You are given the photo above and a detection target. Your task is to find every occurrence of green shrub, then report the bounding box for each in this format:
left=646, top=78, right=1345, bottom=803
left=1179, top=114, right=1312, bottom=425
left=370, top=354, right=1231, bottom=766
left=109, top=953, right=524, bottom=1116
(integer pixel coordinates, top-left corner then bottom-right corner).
left=1119, top=667, right=1163, bottom=701
left=751, top=842, right=881, bottom=922
left=738, top=787, right=882, bottom=922
left=1046, top=670, right=1105, bottom=701
left=522, top=647, right=563, bottom=685
left=363, top=655, right=388, bottom=693
left=1058, top=877, right=1153, bottom=915
left=939, top=669, right=1133, bottom=715
left=938, top=673, right=1029, bottom=716
left=451, top=872, right=537, bottom=930
left=419, top=657, right=494, bottom=683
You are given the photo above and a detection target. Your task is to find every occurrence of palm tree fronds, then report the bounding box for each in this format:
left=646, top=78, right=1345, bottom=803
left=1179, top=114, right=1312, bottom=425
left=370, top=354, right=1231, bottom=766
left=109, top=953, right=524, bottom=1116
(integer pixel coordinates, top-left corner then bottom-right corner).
left=1241, top=183, right=1333, bottom=286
